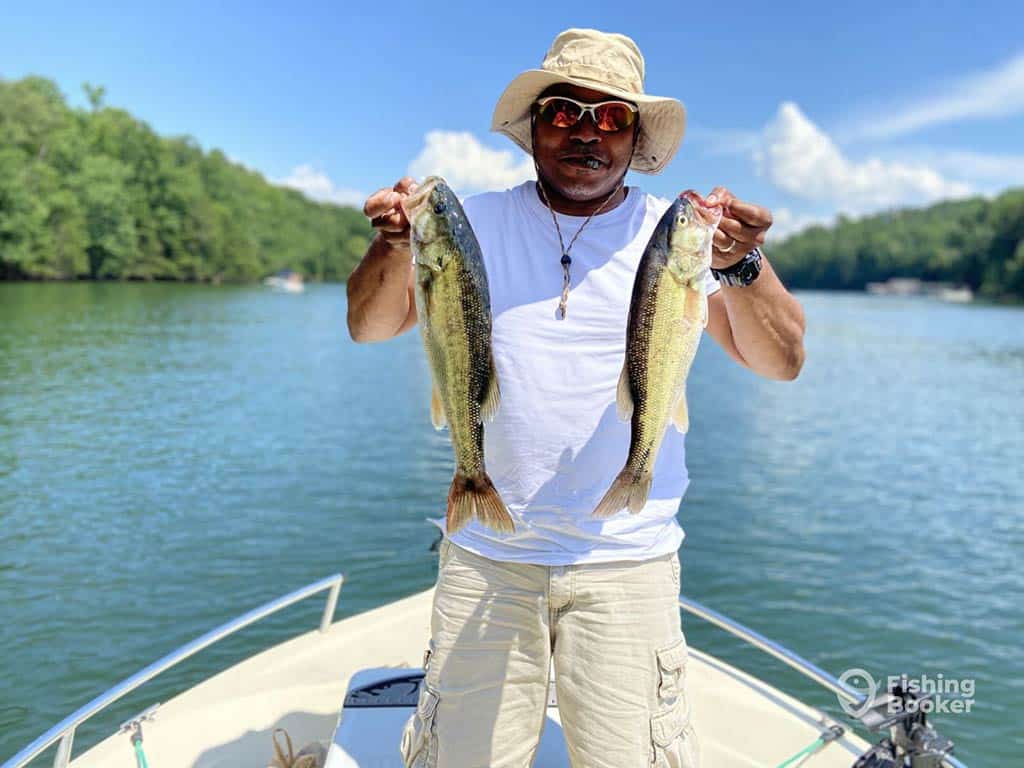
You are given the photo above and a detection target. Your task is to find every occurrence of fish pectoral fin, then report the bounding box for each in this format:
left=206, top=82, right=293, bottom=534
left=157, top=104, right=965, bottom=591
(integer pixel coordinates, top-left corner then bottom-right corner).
left=671, top=388, right=690, bottom=433
left=430, top=382, right=447, bottom=430
left=616, top=362, right=634, bottom=421
left=480, top=356, right=501, bottom=423
left=413, top=259, right=442, bottom=275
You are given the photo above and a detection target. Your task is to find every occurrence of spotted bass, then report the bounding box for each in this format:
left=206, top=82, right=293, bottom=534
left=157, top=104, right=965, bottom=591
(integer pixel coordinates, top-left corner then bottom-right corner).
left=403, top=176, right=513, bottom=534
left=594, top=190, right=723, bottom=518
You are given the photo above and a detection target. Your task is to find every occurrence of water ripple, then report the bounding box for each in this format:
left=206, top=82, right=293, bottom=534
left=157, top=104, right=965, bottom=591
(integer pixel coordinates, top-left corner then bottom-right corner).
left=0, top=286, right=1020, bottom=764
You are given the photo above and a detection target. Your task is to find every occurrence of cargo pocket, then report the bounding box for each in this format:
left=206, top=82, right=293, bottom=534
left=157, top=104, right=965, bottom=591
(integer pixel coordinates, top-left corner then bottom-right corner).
left=650, top=638, right=698, bottom=768
left=655, top=638, right=688, bottom=702
left=399, top=683, right=440, bottom=768
left=649, top=703, right=698, bottom=768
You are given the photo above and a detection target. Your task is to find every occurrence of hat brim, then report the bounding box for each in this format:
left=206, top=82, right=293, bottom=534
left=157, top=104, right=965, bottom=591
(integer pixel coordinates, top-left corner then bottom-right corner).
left=490, top=69, right=686, bottom=175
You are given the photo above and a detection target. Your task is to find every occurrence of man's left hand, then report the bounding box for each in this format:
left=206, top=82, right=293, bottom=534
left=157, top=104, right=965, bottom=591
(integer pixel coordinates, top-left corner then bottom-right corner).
left=705, top=186, right=773, bottom=269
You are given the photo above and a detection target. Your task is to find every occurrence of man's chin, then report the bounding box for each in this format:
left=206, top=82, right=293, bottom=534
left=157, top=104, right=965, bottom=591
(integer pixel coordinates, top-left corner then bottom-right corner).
left=545, top=169, right=619, bottom=202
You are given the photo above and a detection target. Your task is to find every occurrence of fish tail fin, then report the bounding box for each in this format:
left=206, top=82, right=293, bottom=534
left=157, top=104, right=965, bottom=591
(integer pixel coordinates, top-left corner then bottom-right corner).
left=593, top=469, right=653, bottom=518
left=447, top=472, right=514, bottom=534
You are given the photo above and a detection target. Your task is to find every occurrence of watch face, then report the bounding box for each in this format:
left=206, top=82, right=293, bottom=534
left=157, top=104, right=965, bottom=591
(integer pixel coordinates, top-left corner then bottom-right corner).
left=715, top=249, right=761, bottom=285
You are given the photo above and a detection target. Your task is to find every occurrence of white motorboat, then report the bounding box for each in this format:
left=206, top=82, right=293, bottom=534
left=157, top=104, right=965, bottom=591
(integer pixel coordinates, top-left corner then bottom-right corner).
left=4, top=571, right=966, bottom=768
left=937, top=287, right=973, bottom=304
left=263, top=271, right=305, bottom=294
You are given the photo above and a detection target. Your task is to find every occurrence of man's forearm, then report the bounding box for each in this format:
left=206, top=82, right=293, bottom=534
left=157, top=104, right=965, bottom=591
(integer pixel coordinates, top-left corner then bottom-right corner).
left=718, top=254, right=806, bottom=380
left=346, top=235, right=414, bottom=342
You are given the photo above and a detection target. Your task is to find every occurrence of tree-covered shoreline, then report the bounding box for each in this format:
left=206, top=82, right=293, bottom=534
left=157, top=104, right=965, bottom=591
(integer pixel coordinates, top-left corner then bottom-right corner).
left=0, top=76, right=372, bottom=283
left=769, top=188, right=1024, bottom=303
left=4, top=76, right=1023, bottom=298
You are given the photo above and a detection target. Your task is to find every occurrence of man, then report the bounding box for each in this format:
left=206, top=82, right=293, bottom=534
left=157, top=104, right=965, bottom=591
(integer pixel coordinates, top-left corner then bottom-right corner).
left=348, top=28, right=805, bottom=768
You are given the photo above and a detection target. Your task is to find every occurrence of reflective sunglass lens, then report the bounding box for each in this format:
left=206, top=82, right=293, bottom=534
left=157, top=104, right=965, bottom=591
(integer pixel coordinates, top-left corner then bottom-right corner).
left=543, top=99, right=581, bottom=128
left=537, top=98, right=636, bottom=132
left=596, top=103, right=635, bottom=131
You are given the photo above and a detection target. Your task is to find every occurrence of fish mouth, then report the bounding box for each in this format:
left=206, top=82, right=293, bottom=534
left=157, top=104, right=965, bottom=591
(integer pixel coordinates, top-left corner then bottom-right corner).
left=400, top=176, right=441, bottom=223
left=680, top=190, right=723, bottom=227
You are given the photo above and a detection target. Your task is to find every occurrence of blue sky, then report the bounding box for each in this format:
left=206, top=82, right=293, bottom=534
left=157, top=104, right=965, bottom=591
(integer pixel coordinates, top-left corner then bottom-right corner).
left=3, top=0, right=1023, bottom=238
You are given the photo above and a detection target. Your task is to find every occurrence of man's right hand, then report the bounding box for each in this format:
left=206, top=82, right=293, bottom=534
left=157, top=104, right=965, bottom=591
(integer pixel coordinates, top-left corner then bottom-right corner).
left=348, top=177, right=421, bottom=342
left=363, top=177, right=419, bottom=248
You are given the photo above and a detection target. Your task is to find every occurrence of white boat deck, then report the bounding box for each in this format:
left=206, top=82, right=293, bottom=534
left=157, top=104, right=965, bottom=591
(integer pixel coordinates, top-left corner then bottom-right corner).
left=65, top=587, right=870, bottom=768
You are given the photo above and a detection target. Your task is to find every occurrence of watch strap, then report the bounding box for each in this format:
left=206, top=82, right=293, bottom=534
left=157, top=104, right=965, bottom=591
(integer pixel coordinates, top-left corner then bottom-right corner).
left=711, top=247, right=763, bottom=287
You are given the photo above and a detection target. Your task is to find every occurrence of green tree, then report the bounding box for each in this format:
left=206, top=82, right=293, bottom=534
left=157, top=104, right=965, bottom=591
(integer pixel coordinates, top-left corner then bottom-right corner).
left=83, top=82, right=106, bottom=112
left=771, top=189, right=1024, bottom=302
left=0, top=74, right=373, bottom=285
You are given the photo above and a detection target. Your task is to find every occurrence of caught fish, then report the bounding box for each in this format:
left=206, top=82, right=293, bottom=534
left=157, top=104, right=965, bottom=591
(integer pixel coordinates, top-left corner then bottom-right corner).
left=403, top=176, right=514, bottom=534
left=593, top=190, right=723, bottom=518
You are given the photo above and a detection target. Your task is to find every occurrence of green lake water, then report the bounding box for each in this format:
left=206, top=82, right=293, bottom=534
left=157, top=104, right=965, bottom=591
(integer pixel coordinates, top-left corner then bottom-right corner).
left=1, top=283, right=1021, bottom=765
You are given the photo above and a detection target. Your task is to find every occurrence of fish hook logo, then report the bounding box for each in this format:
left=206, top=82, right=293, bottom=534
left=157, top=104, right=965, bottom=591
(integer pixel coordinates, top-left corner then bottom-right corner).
left=838, top=668, right=877, bottom=718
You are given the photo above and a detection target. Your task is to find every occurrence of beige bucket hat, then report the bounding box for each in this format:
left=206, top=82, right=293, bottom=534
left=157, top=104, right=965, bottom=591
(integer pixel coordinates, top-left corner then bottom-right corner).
left=491, top=28, right=686, bottom=175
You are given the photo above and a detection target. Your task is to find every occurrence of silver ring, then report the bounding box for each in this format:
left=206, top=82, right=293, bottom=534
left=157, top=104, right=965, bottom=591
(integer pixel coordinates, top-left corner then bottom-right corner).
left=721, top=238, right=737, bottom=253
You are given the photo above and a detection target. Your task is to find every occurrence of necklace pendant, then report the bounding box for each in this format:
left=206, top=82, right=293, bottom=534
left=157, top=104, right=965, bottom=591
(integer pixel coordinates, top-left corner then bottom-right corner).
left=560, top=253, right=572, bottom=266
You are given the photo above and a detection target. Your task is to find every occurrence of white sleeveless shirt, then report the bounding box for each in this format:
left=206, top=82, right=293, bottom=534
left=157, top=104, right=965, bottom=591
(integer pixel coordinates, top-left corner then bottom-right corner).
left=429, top=181, right=719, bottom=565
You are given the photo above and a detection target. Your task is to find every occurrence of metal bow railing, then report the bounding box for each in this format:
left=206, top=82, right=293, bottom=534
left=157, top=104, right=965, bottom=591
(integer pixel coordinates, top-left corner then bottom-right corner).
left=677, top=595, right=968, bottom=768
left=3, top=574, right=343, bottom=768
left=3, top=577, right=968, bottom=768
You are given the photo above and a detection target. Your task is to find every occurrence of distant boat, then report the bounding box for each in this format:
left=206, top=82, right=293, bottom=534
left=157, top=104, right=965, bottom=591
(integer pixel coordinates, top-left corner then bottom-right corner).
left=938, top=286, right=973, bottom=303
left=866, top=278, right=926, bottom=296
left=866, top=278, right=972, bottom=302
left=263, top=270, right=305, bottom=293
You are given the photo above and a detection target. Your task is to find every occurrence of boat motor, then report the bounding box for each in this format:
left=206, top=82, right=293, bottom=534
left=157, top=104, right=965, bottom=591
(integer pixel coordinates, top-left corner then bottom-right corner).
left=851, top=680, right=956, bottom=768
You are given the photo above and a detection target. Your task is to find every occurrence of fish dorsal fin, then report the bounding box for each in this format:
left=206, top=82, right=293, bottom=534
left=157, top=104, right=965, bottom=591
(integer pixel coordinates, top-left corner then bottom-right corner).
left=616, top=361, right=634, bottom=421
left=480, top=357, right=501, bottom=423
left=430, top=381, right=447, bottom=430
left=671, top=387, right=690, bottom=433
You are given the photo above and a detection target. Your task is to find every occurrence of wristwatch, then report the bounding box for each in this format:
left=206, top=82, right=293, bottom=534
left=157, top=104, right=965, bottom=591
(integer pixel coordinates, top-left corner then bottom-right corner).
left=711, top=247, right=763, bottom=287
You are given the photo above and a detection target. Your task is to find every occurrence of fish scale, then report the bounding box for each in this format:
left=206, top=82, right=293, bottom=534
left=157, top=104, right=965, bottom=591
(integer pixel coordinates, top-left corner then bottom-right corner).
left=631, top=279, right=702, bottom=454
left=405, top=176, right=513, bottom=534
left=422, top=258, right=484, bottom=474
left=594, top=191, right=721, bottom=518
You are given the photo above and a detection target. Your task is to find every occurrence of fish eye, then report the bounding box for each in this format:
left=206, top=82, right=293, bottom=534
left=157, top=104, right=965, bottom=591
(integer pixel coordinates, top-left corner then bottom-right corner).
left=678, top=215, right=689, bottom=227
left=433, top=200, right=447, bottom=214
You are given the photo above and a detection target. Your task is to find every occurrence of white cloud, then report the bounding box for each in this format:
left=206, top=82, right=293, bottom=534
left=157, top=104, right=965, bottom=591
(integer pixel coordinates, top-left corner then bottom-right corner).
left=852, top=52, right=1024, bottom=140
left=755, top=102, right=972, bottom=214
left=769, top=207, right=833, bottom=240
left=276, top=164, right=365, bottom=207
left=408, top=131, right=534, bottom=194
left=688, top=57, right=1024, bottom=236
left=882, top=147, right=1024, bottom=186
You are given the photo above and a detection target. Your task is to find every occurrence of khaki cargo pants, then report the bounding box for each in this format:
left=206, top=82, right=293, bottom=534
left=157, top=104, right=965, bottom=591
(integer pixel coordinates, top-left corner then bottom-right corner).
left=399, top=539, right=698, bottom=768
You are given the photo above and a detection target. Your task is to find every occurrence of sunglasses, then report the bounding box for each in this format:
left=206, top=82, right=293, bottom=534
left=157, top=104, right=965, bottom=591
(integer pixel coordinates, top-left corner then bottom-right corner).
left=534, top=96, right=638, bottom=133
